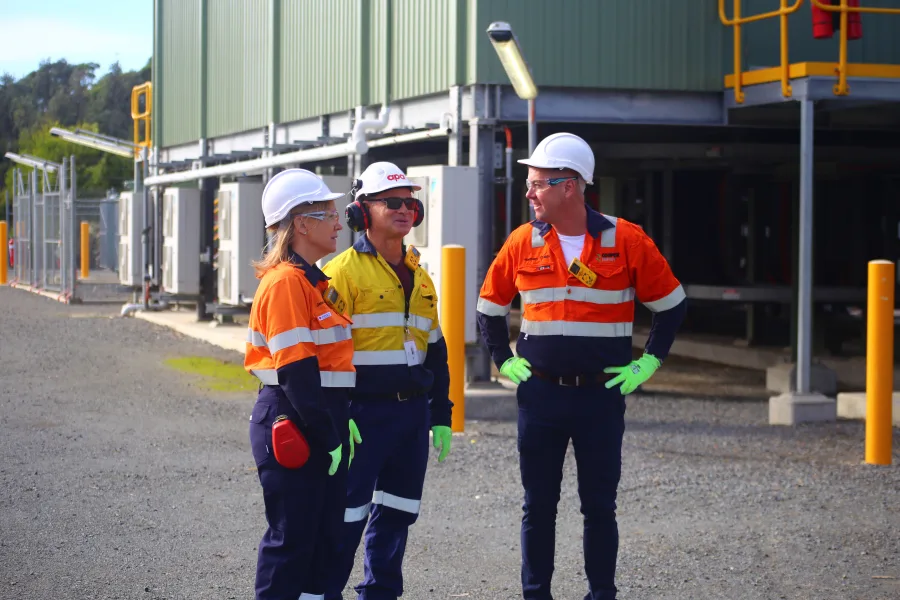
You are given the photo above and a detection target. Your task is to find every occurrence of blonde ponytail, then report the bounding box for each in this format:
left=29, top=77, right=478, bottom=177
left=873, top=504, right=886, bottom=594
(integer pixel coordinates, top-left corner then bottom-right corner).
left=252, top=200, right=333, bottom=278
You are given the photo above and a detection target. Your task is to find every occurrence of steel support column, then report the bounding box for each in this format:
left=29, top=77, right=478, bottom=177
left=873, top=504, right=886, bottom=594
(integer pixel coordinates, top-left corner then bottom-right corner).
left=796, top=98, right=815, bottom=394
left=469, top=120, right=495, bottom=381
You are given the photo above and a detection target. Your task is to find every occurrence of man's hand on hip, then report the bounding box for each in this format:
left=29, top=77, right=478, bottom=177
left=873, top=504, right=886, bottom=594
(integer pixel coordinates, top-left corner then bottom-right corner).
left=603, top=353, right=661, bottom=395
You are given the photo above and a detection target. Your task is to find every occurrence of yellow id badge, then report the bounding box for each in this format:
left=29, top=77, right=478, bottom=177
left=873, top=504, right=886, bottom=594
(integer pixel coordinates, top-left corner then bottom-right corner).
left=403, top=326, right=418, bottom=366
left=323, top=285, right=347, bottom=316
left=404, top=245, right=421, bottom=271
left=568, top=258, right=598, bottom=287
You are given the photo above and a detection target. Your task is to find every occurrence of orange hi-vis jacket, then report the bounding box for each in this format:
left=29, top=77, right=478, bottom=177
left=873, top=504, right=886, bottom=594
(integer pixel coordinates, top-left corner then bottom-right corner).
left=244, top=252, right=355, bottom=450
left=477, top=204, right=687, bottom=376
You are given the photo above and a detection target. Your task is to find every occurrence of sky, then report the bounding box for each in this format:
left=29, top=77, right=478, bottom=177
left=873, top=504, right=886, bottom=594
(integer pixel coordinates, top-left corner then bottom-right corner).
left=0, top=0, right=152, bottom=80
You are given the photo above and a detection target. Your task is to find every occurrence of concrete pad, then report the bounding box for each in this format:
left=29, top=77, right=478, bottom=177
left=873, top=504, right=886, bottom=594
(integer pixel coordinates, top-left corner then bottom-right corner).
left=765, top=361, right=838, bottom=396
left=769, top=392, right=836, bottom=425
left=836, top=391, right=900, bottom=425
left=132, top=308, right=247, bottom=354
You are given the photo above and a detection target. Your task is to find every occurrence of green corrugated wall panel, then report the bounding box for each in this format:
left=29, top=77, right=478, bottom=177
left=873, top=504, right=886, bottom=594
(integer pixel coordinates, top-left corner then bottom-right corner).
left=741, top=0, right=900, bottom=68
left=390, top=0, right=460, bottom=100
left=279, top=0, right=360, bottom=123
left=472, top=0, right=726, bottom=91
left=206, top=0, right=269, bottom=138
left=157, top=0, right=201, bottom=147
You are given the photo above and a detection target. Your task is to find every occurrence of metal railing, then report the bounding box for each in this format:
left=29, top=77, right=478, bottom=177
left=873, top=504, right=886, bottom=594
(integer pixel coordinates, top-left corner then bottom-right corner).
left=131, top=82, right=152, bottom=157
left=719, top=0, right=805, bottom=104
left=810, top=0, right=900, bottom=95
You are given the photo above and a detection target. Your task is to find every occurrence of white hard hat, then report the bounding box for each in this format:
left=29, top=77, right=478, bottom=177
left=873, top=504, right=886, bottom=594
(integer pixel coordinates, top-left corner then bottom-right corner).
left=517, top=132, right=594, bottom=185
left=355, top=161, right=421, bottom=198
left=261, top=168, right=345, bottom=228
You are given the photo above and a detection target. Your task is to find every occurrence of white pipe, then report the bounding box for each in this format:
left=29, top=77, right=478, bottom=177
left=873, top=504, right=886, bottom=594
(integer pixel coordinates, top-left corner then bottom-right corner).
left=366, top=125, right=451, bottom=148
left=350, top=105, right=392, bottom=154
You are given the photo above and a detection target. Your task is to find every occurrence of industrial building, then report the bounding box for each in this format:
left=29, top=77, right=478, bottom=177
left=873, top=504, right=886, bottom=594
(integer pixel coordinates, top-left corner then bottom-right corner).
left=6, top=0, right=900, bottom=424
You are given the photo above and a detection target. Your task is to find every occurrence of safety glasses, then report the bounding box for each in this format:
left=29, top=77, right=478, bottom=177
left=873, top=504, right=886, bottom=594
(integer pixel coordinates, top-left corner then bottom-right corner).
left=298, top=210, right=340, bottom=222
left=524, top=176, right=579, bottom=192
left=369, top=197, right=417, bottom=210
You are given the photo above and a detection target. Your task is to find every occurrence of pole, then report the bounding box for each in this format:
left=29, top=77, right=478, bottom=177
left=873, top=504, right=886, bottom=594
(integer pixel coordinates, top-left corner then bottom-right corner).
left=0, top=220, right=7, bottom=284
left=866, top=259, right=894, bottom=466
left=442, top=244, right=466, bottom=432
left=796, top=98, right=814, bottom=394
left=527, top=98, right=536, bottom=155
left=80, top=221, right=90, bottom=279
left=504, top=127, right=513, bottom=238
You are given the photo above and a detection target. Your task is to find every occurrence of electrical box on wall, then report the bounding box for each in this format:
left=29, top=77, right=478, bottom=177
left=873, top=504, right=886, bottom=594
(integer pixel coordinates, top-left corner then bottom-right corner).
left=405, top=165, right=480, bottom=343
left=118, top=191, right=142, bottom=287
left=161, top=187, right=201, bottom=296
left=317, top=175, right=353, bottom=269
left=216, top=180, right=265, bottom=306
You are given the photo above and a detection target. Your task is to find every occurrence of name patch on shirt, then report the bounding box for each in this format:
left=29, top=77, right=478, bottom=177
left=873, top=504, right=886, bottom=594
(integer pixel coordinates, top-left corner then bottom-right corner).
left=317, top=311, right=332, bottom=321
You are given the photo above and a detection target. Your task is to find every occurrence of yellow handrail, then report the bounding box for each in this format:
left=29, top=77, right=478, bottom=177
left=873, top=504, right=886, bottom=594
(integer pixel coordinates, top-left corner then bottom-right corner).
left=131, top=82, right=152, bottom=158
left=719, top=0, right=804, bottom=103
left=810, top=0, right=900, bottom=96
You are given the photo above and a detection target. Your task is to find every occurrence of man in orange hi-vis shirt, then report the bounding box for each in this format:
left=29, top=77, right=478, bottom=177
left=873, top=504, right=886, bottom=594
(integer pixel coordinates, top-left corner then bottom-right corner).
left=477, top=133, right=687, bottom=600
left=245, top=168, right=357, bottom=600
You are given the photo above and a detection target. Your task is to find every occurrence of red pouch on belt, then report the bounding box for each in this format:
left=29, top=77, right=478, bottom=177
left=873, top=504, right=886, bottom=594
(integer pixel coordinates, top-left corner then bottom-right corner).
left=271, top=415, right=310, bottom=469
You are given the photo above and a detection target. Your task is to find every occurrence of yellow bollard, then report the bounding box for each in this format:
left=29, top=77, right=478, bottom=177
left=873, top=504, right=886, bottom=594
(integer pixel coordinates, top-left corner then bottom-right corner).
left=80, top=221, right=90, bottom=280
left=441, top=244, right=466, bottom=433
left=865, top=259, right=895, bottom=466
left=0, top=221, right=7, bottom=285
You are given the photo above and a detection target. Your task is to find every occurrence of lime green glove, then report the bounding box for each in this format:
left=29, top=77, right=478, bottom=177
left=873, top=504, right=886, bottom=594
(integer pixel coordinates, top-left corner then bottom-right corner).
left=603, top=353, right=661, bottom=395
left=500, top=356, right=532, bottom=385
left=327, top=444, right=342, bottom=476
left=431, top=425, right=452, bottom=462
left=349, top=419, right=362, bottom=466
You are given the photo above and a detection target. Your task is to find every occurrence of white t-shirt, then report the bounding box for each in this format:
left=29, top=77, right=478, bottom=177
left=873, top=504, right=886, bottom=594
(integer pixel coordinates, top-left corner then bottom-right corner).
left=557, top=233, right=585, bottom=267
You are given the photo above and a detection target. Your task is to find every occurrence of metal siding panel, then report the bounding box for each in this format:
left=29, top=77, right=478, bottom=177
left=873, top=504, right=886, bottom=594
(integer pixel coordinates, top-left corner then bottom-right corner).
left=280, top=0, right=360, bottom=122
left=474, top=0, right=725, bottom=92
left=370, top=0, right=386, bottom=104
left=159, top=0, right=201, bottom=147
left=391, top=0, right=457, bottom=100
left=206, top=0, right=269, bottom=138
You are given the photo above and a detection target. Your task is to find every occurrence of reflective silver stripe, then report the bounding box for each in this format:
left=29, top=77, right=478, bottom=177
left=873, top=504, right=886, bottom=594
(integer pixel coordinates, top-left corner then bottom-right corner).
left=521, top=286, right=634, bottom=306
left=372, top=490, right=421, bottom=514
left=251, top=369, right=278, bottom=385
left=520, top=319, right=633, bottom=337
left=344, top=502, right=371, bottom=523
left=312, top=324, right=352, bottom=345
left=477, top=297, right=510, bottom=316
left=352, top=349, right=426, bottom=366
left=642, top=284, right=686, bottom=313
left=600, top=216, right=617, bottom=248
left=267, top=327, right=314, bottom=353
left=299, top=594, right=324, bottom=600
left=246, top=328, right=267, bottom=347
left=428, top=325, right=443, bottom=344
left=531, top=226, right=545, bottom=248
left=351, top=312, right=433, bottom=332
left=320, top=370, right=356, bottom=387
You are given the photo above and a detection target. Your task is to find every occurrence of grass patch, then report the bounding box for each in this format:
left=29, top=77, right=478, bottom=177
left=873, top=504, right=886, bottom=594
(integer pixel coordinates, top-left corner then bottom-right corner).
left=164, top=356, right=259, bottom=393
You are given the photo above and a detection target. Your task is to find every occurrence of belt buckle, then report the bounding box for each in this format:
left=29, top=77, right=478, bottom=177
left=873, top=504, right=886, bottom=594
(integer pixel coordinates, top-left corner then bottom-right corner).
left=558, top=375, right=579, bottom=387
left=396, top=392, right=409, bottom=402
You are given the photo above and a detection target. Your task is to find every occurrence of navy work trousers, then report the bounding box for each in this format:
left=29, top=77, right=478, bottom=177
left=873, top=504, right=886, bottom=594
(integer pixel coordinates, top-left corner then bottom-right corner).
left=516, top=376, right=626, bottom=600
left=249, top=386, right=350, bottom=600
left=326, top=394, right=430, bottom=600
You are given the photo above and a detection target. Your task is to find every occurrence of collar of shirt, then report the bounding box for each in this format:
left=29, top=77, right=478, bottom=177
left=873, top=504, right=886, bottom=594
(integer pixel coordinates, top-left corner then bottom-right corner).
left=533, top=203, right=615, bottom=239
left=288, top=250, right=330, bottom=286
left=352, top=232, right=408, bottom=263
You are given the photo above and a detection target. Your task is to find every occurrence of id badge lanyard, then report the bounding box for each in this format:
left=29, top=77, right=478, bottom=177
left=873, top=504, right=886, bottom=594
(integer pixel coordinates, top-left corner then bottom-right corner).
left=402, top=246, right=420, bottom=367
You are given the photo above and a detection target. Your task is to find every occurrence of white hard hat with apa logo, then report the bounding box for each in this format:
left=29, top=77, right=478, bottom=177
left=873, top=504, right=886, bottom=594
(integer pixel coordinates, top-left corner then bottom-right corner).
left=517, top=132, right=595, bottom=185
left=354, top=161, right=422, bottom=198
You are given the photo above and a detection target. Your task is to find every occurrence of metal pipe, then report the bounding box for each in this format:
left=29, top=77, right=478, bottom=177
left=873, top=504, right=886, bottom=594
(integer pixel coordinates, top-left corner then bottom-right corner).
left=349, top=105, right=391, bottom=154
left=527, top=98, right=537, bottom=154
left=504, top=126, right=513, bottom=238
left=796, top=98, right=814, bottom=394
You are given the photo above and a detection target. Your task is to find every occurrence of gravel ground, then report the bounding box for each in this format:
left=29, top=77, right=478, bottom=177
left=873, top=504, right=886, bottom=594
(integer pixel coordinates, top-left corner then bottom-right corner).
left=1, top=285, right=898, bottom=600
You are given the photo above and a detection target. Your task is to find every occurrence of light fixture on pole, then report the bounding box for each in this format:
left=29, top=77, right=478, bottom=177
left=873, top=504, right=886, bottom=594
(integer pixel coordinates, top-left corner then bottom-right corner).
left=4, top=152, right=60, bottom=172
left=486, top=21, right=538, bottom=153
left=49, top=127, right=137, bottom=159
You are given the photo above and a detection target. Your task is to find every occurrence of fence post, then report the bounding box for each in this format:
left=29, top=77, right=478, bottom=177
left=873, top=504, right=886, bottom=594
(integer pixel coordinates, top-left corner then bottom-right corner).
left=0, top=221, right=7, bottom=284
left=866, top=259, right=895, bottom=466
left=80, top=221, right=90, bottom=280
left=441, top=244, right=466, bottom=433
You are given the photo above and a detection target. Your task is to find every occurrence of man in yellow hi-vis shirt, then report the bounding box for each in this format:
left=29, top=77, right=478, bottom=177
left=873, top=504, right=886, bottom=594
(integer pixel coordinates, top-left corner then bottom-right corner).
left=323, top=161, right=453, bottom=600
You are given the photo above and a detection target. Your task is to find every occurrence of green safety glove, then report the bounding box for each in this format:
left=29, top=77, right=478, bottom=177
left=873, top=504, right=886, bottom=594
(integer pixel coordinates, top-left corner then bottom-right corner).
left=500, top=356, right=532, bottom=385
left=603, top=353, right=661, bottom=395
left=349, top=419, right=362, bottom=466
left=431, top=425, right=452, bottom=463
left=327, top=444, right=342, bottom=476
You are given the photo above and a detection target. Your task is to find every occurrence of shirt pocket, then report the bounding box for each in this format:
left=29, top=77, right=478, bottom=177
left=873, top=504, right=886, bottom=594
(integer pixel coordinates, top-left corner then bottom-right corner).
left=591, top=263, right=632, bottom=291
left=515, top=262, right=556, bottom=291
left=358, top=286, right=402, bottom=317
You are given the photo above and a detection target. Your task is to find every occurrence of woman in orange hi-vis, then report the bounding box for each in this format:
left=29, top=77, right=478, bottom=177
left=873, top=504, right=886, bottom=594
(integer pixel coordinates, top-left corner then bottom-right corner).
left=244, top=168, right=359, bottom=600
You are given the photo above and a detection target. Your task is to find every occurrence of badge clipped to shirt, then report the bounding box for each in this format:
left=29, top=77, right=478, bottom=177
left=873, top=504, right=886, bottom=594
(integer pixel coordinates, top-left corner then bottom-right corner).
left=568, top=258, right=598, bottom=288
left=404, top=245, right=421, bottom=271
left=403, top=326, right=419, bottom=366
left=322, top=285, right=347, bottom=316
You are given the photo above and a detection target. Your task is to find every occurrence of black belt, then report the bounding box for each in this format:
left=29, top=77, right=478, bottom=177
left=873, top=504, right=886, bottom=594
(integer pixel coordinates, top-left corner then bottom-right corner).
left=531, top=369, right=615, bottom=388
left=353, top=391, right=422, bottom=402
